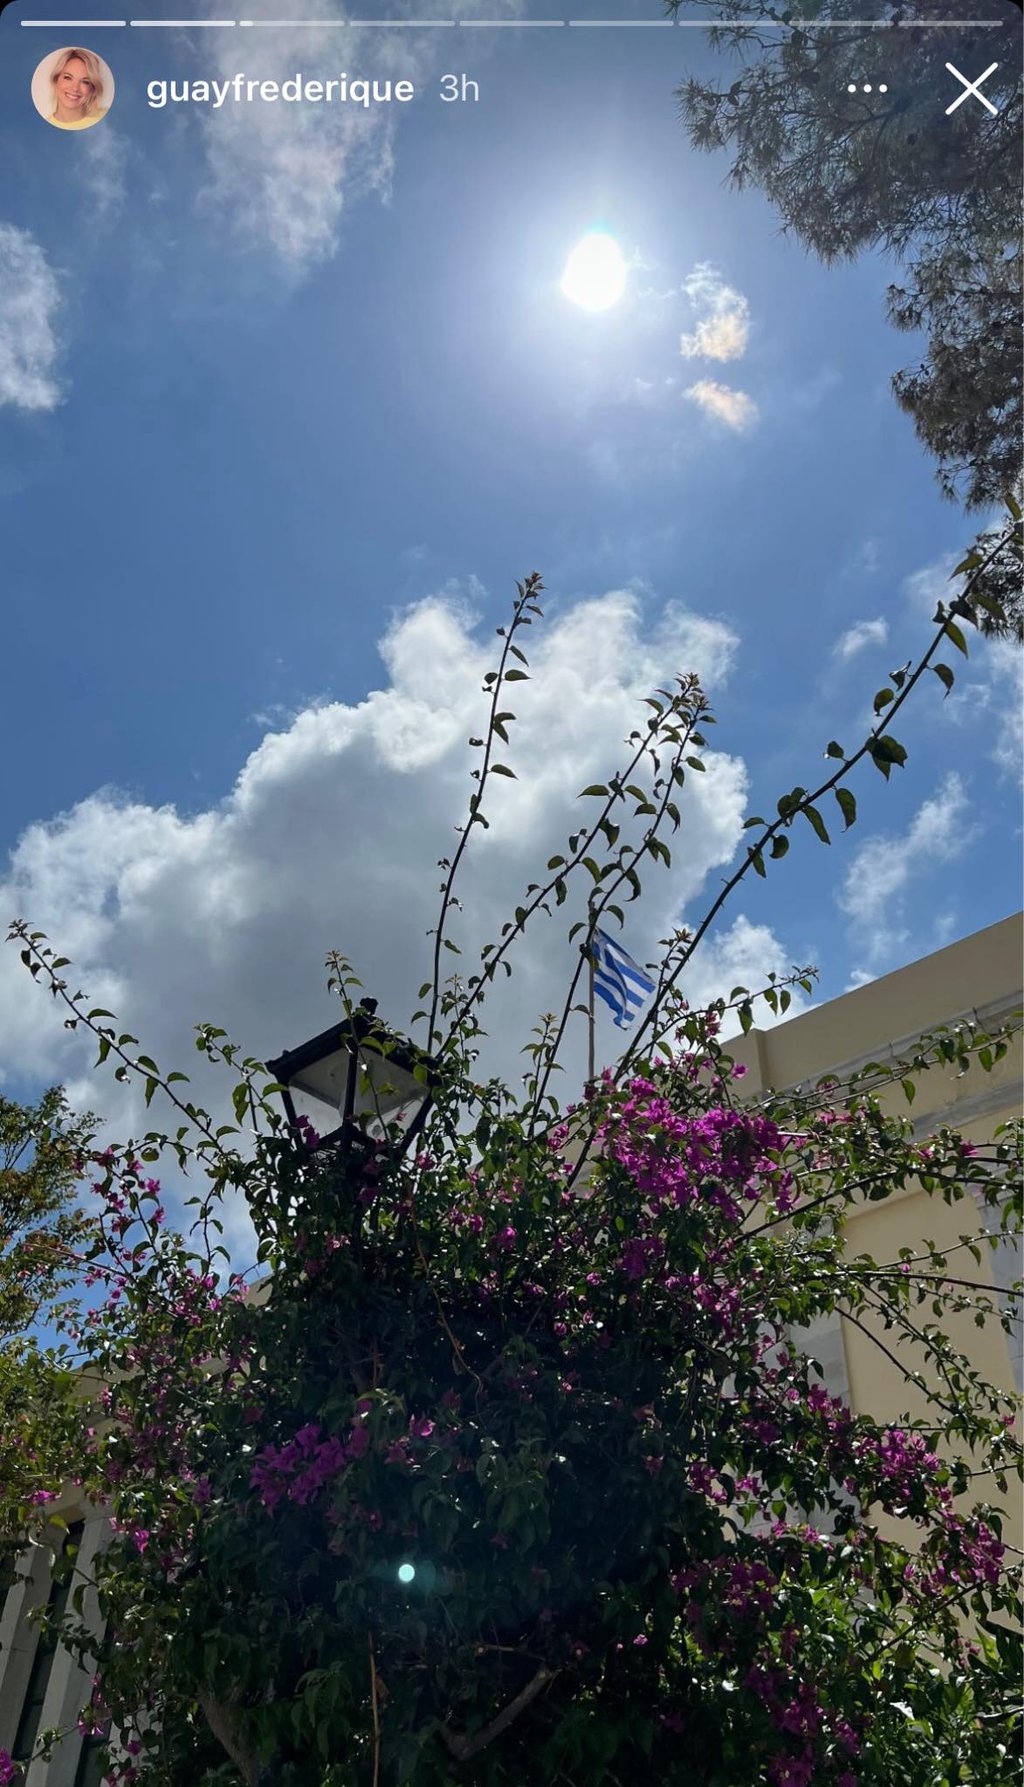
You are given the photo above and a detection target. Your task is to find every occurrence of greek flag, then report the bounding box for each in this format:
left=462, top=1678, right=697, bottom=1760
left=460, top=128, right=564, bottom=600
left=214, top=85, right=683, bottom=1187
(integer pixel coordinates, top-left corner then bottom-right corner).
left=590, top=927, right=655, bottom=1029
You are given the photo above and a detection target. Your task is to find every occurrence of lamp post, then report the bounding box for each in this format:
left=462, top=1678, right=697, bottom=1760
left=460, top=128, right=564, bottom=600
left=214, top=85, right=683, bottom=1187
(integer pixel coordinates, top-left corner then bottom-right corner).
left=267, top=999, right=433, bottom=1158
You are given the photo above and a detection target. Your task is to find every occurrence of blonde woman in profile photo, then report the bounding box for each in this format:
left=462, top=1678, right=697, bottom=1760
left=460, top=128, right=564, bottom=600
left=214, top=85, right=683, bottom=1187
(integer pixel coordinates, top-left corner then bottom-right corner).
left=46, top=47, right=109, bottom=130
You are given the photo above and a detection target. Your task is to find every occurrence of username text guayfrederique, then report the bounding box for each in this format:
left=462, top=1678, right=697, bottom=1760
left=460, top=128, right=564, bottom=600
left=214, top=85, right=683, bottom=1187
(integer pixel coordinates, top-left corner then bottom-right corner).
left=146, top=72, right=417, bottom=108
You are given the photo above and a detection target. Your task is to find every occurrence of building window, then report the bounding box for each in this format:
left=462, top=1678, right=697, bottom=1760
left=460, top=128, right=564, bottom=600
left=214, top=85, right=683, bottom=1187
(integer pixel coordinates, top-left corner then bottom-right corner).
left=73, top=1732, right=109, bottom=1787
left=12, top=1521, right=85, bottom=1770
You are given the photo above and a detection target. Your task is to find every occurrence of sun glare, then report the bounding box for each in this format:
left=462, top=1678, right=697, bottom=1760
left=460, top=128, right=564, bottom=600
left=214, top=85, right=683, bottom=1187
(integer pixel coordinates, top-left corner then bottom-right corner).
left=561, top=232, right=628, bottom=312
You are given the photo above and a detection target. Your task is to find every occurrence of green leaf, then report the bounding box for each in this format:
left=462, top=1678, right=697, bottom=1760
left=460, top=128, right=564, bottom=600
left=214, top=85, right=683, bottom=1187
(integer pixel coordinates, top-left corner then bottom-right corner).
left=932, top=662, right=955, bottom=697
left=869, top=735, right=908, bottom=780
left=491, top=764, right=517, bottom=778
left=750, top=849, right=766, bottom=878
left=579, top=785, right=609, bottom=798
left=943, top=619, right=969, bottom=657
left=873, top=687, right=895, bottom=715
left=825, top=740, right=845, bottom=760
left=802, top=805, right=831, bottom=845
left=769, top=835, right=789, bottom=860
left=834, top=787, right=857, bottom=830
left=776, top=788, right=806, bottom=822
left=504, top=669, right=530, bottom=682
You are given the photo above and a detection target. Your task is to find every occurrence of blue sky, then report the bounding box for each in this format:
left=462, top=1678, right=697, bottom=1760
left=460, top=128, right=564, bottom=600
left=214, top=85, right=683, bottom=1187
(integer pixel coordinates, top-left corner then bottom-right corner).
left=0, top=2, right=1020, bottom=1206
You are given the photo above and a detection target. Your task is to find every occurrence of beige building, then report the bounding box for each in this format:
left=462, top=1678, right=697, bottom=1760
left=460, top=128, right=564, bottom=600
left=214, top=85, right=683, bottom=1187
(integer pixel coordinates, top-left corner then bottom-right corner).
left=728, top=911, right=1022, bottom=1557
left=2, top=915, right=1020, bottom=1781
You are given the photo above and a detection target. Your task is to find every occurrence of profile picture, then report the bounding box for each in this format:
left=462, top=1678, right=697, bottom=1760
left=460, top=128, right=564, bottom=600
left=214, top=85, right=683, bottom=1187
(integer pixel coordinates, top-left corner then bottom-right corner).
left=32, top=46, right=114, bottom=131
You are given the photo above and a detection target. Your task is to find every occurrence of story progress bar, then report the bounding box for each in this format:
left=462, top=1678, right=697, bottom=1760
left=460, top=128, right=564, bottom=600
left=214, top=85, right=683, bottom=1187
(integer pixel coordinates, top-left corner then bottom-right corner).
left=17, top=14, right=1008, bottom=25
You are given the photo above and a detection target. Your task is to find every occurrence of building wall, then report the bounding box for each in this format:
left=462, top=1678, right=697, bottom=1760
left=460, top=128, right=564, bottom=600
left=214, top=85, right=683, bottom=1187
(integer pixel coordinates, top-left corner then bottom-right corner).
left=728, top=912, right=1023, bottom=1557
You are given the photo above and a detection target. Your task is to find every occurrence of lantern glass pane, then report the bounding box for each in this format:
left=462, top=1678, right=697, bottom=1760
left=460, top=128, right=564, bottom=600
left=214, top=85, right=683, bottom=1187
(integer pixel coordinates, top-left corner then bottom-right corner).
left=291, top=1047, right=352, bottom=1113
left=353, top=1050, right=424, bottom=1117
left=365, top=1096, right=424, bottom=1141
left=288, top=1082, right=344, bottom=1136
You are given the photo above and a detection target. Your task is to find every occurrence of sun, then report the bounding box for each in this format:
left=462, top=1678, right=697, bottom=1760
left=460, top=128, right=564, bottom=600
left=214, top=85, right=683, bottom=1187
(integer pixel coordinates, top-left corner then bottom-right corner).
left=561, top=231, right=628, bottom=312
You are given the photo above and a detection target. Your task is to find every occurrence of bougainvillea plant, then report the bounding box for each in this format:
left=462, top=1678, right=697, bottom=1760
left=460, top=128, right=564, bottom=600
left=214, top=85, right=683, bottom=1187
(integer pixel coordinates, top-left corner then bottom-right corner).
left=2, top=526, right=1021, bottom=1787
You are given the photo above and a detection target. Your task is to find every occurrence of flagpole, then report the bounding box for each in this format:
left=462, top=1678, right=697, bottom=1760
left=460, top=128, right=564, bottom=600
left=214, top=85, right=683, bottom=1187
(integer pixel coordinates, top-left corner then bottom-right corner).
left=582, top=914, right=600, bottom=1079
left=586, top=915, right=596, bottom=1084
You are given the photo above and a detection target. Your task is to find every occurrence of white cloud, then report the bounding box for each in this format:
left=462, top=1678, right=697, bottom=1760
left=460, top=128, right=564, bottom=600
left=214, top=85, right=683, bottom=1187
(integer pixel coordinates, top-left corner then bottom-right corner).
left=195, top=16, right=395, bottom=269
left=987, top=639, right=1024, bottom=785
left=849, top=538, right=880, bottom=577
left=837, top=772, right=972, bottom=976
left=833, top=617, right=888, bottom=662
left=1, top=584, right=821, bottom=1262
left=939, top=635, right=1024, bottom=790
left=194, top=0, right=518, bottom=269
left=679, top=264, right=750, bottom=362
left=77, top=127, right=127, bottom=218
left=2, top=584, right=800, bottom=1120
left=0, top=224, right=61, bottom=412
left=680, top=915, right=814, bottom=1037
left=903, top=551, right=957, bottom=618
left=684, top=380, right=758, bottom=433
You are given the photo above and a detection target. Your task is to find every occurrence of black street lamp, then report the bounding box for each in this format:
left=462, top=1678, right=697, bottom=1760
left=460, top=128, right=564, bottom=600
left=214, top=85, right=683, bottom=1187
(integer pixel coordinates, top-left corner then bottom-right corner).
left=267, top=999, right=433, bottom=1157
